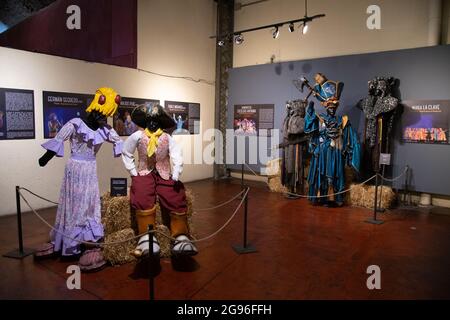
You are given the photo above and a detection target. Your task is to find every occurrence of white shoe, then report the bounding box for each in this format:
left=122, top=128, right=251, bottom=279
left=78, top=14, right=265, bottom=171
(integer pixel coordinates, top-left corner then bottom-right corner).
left=132, top=234, right=160, bottom=257
left=171, top=235, right=198, bottom=256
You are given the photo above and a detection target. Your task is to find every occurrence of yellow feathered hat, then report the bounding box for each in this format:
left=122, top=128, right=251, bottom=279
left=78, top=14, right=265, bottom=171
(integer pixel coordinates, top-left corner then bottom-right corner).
left=85, top=87, right=121, bottom=117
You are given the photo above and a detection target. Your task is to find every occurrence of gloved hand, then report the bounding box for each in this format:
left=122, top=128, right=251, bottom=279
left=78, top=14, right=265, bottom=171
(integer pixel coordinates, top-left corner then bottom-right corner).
left=173, top=180, right=182, bottom=193
left=38, top=151, right=56, bottom=167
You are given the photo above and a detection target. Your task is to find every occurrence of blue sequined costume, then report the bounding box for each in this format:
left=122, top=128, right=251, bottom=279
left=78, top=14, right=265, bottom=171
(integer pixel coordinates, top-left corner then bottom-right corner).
left=304, top=76, right=360, bottom=205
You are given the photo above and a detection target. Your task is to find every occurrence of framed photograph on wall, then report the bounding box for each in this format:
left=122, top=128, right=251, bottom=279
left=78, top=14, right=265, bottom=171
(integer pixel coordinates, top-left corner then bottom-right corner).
left=402, top=100, right=450, bottom=144
left=234, top=104, right=274, bottom=136
left=42, top=91, right=91, bottom=139
left=113, top=97, right=160, bottom=136
left=0, top=88, right=35, bottom=140
left=164, top=100, right=200, bottom=135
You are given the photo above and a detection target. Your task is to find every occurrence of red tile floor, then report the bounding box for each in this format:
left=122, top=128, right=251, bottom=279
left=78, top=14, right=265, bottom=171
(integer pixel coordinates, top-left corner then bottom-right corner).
left=1, top=179, right=449, bottom=299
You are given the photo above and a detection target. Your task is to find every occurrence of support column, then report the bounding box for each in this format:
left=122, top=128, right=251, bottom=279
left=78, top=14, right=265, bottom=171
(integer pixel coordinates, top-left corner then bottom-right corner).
left=214, top=0, right=234, bottom=179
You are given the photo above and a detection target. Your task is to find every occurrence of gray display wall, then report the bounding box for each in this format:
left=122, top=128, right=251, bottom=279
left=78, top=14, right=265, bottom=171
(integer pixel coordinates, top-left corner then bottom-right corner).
left=227, top=45, right=450, bottom=196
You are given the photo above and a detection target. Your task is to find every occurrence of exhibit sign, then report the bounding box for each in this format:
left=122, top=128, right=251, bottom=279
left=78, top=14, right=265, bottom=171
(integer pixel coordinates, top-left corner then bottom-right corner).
left=402, top=100, right=449, bottom=144
left=114, top=97, right=160, bottom=136
left=43, top=91, right=92, bottom=139
left=234, top=104, right=274, bottom=136
left=164, top=101, right=200, bottom=135
left=110, top=178, right=128, bottom=197
left=0, top=88, right=35, bottom=140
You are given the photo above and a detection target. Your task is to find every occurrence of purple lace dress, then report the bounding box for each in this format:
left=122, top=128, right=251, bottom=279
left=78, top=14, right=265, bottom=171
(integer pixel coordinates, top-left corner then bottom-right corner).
left=42, top=118, right=122, bottom=256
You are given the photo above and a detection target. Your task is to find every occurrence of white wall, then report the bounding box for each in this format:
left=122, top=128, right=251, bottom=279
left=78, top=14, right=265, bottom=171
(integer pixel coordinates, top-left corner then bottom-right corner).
left=233, top=0, right=442, bottom=67
left=0, top=0, right=217, bottom=216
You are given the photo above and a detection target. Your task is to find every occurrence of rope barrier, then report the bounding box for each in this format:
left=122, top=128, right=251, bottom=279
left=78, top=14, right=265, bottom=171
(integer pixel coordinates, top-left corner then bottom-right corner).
left=377, top=166, right=409, bottom=182
left=244, top=163, right=409, bottom=199
left=17, top=186, right=249, bottom=247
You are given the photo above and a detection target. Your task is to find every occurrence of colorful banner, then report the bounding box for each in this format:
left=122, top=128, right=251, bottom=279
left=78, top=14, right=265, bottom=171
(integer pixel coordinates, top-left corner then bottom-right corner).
left=402, top=100, right=449, bottom=144
left=0, top=88, right=35, bottom=140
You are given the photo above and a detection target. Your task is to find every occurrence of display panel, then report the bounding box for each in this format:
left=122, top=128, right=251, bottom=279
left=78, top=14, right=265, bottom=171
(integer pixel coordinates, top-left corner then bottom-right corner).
left=164, top=101, right=200, bottom=135
left=0, top=88, right=35, bottom=140
left=42, top=91, right=91, bottom=139
left=233, top=104, right=274, bottom=136
left=402, top=100, right=449, bottom=144
left=114, top=97, right=160, bottom=136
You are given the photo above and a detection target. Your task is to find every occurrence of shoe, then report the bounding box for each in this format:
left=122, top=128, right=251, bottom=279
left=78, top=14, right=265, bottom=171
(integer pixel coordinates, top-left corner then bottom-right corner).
left=33, top=242, right=58, bottom=259
left=78, top=248, right=107, bottom=272
left=171, top=235, right=198, bottom=257
left=132, top=234, right=160, bottom=258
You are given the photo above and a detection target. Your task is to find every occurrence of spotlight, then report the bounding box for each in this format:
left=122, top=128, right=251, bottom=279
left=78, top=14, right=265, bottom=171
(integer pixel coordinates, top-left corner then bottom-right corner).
left=218, top=39, right=225, bottom=47
left=272, top=26, right=279, bottom=39
left=301, top=22, right=309, bottom=34
left=235, top=34, right=244, bottom=45
left=288, top=22, right=295, bottom=32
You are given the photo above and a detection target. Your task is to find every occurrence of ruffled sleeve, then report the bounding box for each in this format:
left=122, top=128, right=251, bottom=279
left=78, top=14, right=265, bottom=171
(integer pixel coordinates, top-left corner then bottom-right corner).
left=41, top=120, right=75, bottom=157
left=107, top=127, right=123, bottom=157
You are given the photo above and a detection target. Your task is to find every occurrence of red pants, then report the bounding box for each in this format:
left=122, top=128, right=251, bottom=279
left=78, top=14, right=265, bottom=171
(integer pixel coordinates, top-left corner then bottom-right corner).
left=130, top=172, right=187, bottom=213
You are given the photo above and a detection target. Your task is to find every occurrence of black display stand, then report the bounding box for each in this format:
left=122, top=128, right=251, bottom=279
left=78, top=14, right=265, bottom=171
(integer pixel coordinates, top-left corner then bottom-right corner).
left=232, top=186, right=257, bottom=254
left=3, top=186, right=35, bottom=259
left=365, top=175, right=384, bottom=225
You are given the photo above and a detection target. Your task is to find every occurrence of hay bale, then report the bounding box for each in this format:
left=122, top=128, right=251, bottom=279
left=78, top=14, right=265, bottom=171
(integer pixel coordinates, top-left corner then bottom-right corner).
left=100, top=188, right=196, bottom=264
left=102, top=228, right=137, bottom=266
left=349, top=184, right=396, bottom=209
left=102, top=195, right=132, bottom=234
left=268, top=176, right=288, bottom=193
left=265, top=158, right=282, bottom=177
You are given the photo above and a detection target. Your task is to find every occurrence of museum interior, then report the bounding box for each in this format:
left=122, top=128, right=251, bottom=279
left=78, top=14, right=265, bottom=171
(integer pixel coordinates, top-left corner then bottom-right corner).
left=0, top=0, right=449, bottom=301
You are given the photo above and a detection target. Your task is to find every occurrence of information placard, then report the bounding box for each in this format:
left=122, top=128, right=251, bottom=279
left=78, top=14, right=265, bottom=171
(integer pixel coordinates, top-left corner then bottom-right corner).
left=0, top=88, right=35, bottom=140
left=233, top=104, right=274, bottom=136
left=113, top=97, right=160, bottom=136
left=42, top=91, right=92, bottom=139
left=164, top=101, right=200, bottom=135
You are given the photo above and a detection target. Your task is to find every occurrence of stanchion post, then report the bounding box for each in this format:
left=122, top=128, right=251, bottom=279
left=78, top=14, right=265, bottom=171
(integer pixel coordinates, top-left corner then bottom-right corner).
left=365, top=175, right=384, bottom=225
left=3, top=186, right=34, bottom=259
left=232, top=187, right=257, bottom=254
left=241, top=163, right=244, bottom=191
left=148, top=224, right=155, bottom=301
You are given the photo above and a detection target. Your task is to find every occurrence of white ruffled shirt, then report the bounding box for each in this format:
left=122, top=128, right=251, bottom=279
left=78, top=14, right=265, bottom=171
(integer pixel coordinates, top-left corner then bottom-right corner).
left=121, top=130, right=183, bottom=181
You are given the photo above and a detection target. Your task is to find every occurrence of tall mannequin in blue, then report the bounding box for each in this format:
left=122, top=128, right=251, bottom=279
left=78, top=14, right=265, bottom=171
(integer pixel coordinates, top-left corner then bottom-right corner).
left=304, top=73, right=360, bottom=207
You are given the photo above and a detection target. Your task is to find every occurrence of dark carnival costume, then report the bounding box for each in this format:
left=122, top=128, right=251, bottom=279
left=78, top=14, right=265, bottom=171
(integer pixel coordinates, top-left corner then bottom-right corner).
left=303, top=73, right=360, bottom=206
left=358, top=77, right=399, bottom=175
left=122, top=104, right=197, bottom=257
left=280, top=99, right=308, bottom=195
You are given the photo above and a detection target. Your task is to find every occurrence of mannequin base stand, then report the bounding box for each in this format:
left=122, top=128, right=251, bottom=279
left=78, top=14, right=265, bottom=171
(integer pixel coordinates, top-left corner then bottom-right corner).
left=232, top=244, right=257, bottom=254
left=365, top=218, right=384, bottom=225
left=3, top=248, right=35, bottom=259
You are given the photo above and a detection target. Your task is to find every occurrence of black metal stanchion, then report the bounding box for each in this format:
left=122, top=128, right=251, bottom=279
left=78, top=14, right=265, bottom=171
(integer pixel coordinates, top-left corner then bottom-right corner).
left=377, top=164, right=386, bottom=213
left=232, top=187, right=257, bottom=254
left=241, top=163, right=244, bottom=191
left=3, top=186, right=34, bottom=259
left=148, top=224, right=155, bottom=301
left=365, top=175, right=384, bottom=225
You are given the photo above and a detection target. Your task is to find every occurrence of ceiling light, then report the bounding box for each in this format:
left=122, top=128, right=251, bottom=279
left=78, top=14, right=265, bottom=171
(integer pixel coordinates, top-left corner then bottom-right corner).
left=235, top=34, right=244, bottom=45
left=218, top=40, right=225, bottom=47
left=288, top=22, right=295, bottom=32
left=301, top=22, right=308, bottom=34
left=272, top=26, right=279, bottom=39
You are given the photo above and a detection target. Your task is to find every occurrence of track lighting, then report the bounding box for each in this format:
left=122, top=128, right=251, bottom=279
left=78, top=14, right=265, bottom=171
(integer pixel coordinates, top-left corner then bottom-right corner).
left=272, top=26, right=279, bottom=39
left=235, top=34, right=244, bottom=45
left=301, top=22, right=308, bottom=34
left=218, top=40, right=225, bottom=47
left=288, top=22, right=295, bottom=33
